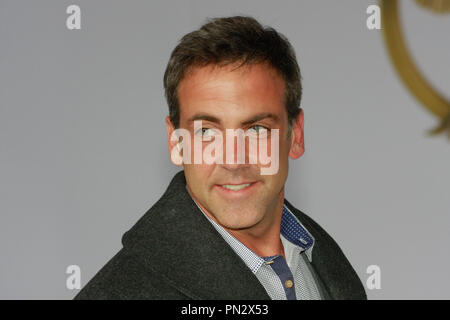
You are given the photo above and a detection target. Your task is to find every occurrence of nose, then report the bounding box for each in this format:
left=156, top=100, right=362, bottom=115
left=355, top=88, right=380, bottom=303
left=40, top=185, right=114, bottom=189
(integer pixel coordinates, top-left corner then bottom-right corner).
left=221, top=161, right=251, bottom=171
left=220, top=131, right=252, bottom=170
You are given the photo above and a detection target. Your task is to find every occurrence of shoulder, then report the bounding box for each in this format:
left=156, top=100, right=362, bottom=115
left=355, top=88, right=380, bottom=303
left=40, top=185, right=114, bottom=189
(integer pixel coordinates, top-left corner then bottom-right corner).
left=73, top=248, right=189, bottom=300
left=284, top=199, right=367, bottom=300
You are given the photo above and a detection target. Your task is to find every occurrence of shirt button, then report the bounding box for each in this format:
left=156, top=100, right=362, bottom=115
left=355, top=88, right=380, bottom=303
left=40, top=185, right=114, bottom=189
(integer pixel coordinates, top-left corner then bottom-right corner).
left=285, top=280, right=294, bottom=288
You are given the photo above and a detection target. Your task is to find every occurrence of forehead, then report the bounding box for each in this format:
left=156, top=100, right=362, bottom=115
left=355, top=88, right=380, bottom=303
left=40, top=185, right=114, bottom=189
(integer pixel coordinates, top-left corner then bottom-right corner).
left=177, top=62, right=286, bottom=123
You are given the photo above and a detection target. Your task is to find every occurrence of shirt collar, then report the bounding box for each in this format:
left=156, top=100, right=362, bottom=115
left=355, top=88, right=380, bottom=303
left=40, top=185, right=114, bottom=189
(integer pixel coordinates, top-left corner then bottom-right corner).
left=186, top=185, right=315, bottom=274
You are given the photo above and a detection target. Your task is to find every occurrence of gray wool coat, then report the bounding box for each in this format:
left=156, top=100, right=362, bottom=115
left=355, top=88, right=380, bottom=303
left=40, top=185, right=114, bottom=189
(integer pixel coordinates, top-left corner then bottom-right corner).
left=74, top=170, right=367, bottom=300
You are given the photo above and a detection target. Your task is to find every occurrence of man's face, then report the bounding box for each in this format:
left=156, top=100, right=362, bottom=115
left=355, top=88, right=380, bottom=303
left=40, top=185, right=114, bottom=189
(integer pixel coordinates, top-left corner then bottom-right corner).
left=166, top=62, right=304, bottom=233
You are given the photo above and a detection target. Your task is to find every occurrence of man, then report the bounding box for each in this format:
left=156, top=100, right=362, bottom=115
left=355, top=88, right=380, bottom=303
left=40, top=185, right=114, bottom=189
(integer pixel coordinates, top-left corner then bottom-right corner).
left=75, top=16, right=366, bottom=300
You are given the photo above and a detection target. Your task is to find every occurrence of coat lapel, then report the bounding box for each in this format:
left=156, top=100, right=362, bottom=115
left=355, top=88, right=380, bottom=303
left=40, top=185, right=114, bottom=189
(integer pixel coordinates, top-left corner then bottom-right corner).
left=284, top=199, right=366, bottom=300
left=121, top=170, right=270, bottom=299
left=122, top=170, right=365, bottom=300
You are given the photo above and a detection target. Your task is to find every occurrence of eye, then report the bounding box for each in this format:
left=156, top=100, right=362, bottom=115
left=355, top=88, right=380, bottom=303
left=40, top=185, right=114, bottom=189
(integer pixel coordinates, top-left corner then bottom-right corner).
left=248, top=125, right=270, bottom=135
left=195, top=127, right=220, bottom=139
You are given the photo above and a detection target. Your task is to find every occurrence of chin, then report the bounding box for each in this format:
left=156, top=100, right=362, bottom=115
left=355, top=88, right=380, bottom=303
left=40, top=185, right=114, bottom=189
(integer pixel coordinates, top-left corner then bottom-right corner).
left=216, top=210, right=263, bottom=230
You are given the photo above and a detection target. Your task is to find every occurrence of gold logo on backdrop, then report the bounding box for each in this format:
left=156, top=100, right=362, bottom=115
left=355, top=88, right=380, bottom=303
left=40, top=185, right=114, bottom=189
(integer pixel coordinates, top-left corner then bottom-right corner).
left=380, top=0, right=450, bottom=138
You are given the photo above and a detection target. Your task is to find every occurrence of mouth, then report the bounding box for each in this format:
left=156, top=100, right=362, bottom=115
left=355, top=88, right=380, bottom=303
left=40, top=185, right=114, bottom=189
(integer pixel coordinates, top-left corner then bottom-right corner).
left=214, top=181, right=259, bottom=197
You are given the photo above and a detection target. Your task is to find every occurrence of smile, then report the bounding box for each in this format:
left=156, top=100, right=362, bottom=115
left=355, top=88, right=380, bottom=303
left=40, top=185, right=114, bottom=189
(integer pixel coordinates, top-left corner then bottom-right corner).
left=220, top=183, right=251, bottom=191
left=215, top=182, right=259, bottom=196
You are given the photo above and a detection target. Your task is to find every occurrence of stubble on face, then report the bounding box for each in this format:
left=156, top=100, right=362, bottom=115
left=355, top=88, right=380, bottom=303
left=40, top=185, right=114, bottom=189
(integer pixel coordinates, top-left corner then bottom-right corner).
left=176, top=62, right=293, bottom=237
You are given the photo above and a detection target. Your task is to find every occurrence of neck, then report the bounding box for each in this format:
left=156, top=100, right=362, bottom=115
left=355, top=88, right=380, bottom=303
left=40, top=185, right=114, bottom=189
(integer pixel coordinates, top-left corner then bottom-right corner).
left=225, top=191, right=285, bottom=259
left=187, top=184, right=286, bottom=259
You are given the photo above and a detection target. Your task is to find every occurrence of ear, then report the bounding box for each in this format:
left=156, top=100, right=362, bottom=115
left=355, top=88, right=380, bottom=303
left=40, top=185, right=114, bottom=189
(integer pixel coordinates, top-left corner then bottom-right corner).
left=165, top=116, right=183, bottom=167
left=288, top=108, right=305, bottom=159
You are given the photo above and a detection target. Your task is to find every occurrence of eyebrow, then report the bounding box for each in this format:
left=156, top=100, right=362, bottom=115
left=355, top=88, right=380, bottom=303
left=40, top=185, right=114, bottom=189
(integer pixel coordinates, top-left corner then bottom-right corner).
left=187, top=112, right=280, bottom=126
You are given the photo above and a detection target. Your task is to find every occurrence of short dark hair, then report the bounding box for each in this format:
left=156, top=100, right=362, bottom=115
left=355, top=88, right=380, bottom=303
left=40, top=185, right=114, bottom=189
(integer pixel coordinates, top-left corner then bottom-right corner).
left=163, top=16, right=302, bottom=136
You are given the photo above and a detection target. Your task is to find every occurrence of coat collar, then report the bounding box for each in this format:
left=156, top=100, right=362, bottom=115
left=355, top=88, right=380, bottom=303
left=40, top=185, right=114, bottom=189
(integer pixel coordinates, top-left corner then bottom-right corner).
left=121, top=170, right=270, bottom=299
left=121, top=170, right=364, bottom=300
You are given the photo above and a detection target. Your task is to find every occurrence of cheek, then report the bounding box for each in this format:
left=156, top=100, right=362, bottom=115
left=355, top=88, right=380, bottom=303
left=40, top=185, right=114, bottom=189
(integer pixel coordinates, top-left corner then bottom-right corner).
left=266, top=141, right=290, bottom=184
left=185, top=164, right=215, bottom=190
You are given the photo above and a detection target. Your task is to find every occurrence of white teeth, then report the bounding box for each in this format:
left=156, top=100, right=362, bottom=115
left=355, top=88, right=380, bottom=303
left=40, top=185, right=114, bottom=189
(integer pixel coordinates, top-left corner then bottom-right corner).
left=221, top=183, right=251, bottom=191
